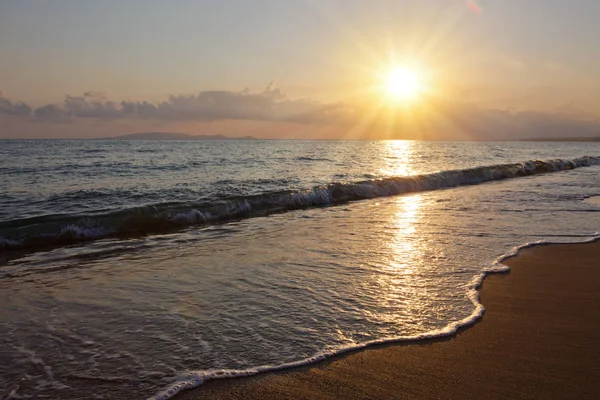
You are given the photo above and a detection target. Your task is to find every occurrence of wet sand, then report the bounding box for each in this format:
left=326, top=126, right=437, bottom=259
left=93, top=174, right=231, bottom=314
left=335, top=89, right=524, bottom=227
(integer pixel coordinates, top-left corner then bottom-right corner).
left=584, top=196, right=600, bottom=206
left=174, top=240, right=600, bottom=400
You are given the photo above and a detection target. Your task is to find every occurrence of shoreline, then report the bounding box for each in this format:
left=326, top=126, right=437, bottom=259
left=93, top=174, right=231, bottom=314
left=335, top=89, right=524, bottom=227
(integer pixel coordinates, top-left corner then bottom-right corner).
left=170, top=239, right=600, bottom=400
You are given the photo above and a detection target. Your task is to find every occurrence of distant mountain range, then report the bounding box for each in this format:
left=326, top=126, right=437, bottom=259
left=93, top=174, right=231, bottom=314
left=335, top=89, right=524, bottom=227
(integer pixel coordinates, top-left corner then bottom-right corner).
left=96, top=132, right=257, bottom=140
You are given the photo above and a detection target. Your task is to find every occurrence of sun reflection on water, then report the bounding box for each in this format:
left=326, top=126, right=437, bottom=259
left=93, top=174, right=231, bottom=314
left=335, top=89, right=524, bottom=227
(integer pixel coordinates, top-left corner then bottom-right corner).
left=380, top=140, right=416, bottom=177
left=371, top=193, right=434, bottom=329
left=384, top=193, right=423, bottom=274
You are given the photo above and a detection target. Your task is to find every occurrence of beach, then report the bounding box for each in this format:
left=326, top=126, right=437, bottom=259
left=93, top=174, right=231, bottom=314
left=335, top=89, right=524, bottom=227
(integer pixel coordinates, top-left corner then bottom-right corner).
left=174, top=240, right=600, bottom=400
left=3, top=2, right=600, bottom=399
left=2, top=141, right=599, bottom=399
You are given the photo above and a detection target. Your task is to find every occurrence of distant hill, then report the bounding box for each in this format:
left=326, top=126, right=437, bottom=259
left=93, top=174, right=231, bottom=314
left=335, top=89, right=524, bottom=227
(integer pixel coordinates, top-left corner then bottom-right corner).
left=96, top=132, right=257, bottom=140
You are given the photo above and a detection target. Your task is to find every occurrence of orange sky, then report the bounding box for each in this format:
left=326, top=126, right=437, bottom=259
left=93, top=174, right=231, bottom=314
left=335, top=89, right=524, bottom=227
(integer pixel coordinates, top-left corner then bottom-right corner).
left=1, top=1, right=599, bottom=139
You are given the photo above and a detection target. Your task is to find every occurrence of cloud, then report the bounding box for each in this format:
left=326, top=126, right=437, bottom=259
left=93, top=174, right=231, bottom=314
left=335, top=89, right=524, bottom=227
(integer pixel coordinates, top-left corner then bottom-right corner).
left=64, top=93, right=122, bottom=119
left=6, top=85, right=351, bottom=125
left=33, top=104, right=70, bottom=122
left=0, top=91, right=33, bottom=116
left=1, top=86, right=599, bottom=140
left=119, top=87, right=351, bottom=124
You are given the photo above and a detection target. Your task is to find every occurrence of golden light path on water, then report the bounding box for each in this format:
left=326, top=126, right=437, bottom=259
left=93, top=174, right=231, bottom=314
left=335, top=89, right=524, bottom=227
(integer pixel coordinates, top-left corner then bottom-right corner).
left=374, top=193, right=429, bottom=329
left=380, top=139, right=417, bottom=177
left=326, top=190, right=429, bottom=344
left=345, top=140, right=436, bottom=332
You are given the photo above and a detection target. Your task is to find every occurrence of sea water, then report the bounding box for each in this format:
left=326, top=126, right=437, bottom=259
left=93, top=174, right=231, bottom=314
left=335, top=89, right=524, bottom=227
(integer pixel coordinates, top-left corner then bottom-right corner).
left=1, top=140, right=599, bottom=399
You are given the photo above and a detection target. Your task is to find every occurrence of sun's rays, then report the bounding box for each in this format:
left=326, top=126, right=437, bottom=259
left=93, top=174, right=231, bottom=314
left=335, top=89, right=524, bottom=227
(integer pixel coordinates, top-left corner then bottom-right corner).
left=303, top=0, right=488, bottom=140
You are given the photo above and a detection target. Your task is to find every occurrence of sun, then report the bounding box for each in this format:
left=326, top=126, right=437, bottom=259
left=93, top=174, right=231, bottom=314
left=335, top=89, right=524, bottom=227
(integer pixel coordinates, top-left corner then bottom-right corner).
left=384, top=66, right=425, bottom=102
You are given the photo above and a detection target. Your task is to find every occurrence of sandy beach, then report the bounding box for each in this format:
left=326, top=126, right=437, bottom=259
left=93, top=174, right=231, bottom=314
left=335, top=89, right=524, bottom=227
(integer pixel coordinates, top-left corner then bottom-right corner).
left=174, top=240, right=600, bottom=400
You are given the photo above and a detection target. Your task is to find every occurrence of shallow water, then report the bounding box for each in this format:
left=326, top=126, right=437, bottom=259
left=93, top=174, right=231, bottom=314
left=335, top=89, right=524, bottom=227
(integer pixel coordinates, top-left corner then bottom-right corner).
left=1, top=140, right=599, bottom=399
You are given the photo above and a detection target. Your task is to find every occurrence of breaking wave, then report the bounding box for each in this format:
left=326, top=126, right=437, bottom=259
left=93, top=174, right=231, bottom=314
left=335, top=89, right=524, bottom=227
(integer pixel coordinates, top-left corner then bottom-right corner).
left=2, top=156, right=599, bottom=252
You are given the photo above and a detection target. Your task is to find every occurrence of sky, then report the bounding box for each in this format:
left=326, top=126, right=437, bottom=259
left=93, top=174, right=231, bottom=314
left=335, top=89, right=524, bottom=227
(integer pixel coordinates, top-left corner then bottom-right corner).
left=1, top=0, right=600, bottom=139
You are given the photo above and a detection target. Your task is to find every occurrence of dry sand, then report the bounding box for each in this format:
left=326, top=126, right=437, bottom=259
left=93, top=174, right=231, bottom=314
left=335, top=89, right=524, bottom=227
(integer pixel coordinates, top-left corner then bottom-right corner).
left=174, top=240, right=600, bottom=400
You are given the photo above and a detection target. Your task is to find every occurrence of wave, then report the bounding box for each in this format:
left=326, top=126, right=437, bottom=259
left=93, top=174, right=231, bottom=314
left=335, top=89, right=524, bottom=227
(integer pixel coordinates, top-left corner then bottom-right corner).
left=148, top=234, right=600, bottom=400
left=295, top=156, right=333, bottom=162
left=2, top=156, right=599, bottom=252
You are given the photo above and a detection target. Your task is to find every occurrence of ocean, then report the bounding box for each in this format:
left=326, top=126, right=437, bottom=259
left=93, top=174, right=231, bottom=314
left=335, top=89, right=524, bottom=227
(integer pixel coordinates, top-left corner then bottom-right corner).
left=1, top=140, right=599, bottom=399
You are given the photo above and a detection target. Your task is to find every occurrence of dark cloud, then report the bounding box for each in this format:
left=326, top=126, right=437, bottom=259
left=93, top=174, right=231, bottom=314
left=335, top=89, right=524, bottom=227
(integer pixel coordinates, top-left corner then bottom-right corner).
left=63, top=93, right=122, bottom=119
left=33, top=104, right=70, bottom=122
left=120, top=101, right=159, bottom=118
left=0, top=91, right=32, bottom=116
left=9, top=85, right=350, bottom=124
left=119, top=87, right=349, bottom=123
left=83, top=91, right=106, bottom=98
